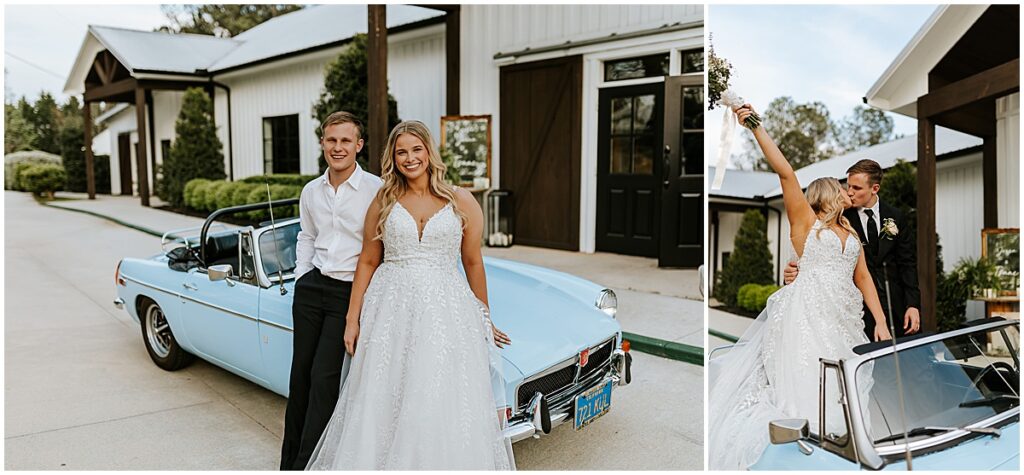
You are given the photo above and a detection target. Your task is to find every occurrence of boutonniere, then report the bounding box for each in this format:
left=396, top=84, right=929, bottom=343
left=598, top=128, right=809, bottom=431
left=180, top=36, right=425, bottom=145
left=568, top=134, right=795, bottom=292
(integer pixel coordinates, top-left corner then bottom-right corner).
left=881, top=218, right=898, bottom=240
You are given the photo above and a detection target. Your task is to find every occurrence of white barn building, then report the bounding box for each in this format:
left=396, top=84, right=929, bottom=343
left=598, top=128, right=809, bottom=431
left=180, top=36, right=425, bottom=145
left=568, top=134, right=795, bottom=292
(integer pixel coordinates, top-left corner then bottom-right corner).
left=65, top=4, right=703, bottom=267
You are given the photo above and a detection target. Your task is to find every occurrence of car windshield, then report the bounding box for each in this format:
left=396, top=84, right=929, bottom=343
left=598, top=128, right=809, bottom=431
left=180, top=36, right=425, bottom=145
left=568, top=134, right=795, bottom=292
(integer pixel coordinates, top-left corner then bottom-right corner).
left=855, top=324, right=1020, bottom=447
left=259, top=222, right=300, bottom=278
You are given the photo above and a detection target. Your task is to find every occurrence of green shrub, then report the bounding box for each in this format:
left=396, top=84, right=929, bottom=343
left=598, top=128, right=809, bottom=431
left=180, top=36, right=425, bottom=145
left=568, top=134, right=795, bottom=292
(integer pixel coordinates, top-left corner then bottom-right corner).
left=183, top=178, right=211, bottom=209
left=752, top=285, right=780, bottom=311
left=5, top=150, right=61, bottom=190
left=19, top=163, right=67, bottom=198
left=158, top=87, right=225, bottom=207
left=230, top=182, right=260, bottom=207
left=736, top=283, right=760, bottom=310
left=214, top=181, right=244, bottom=210
left=714, top=209, right=775, bottom=306
left=245, top=184, right=301, bottom=221
left=936, top=257, right=1001, bottom=332
left=240, top=174, right=318, bottom=187
left=202, top=181, right=231, bottom=212
left=190, top=180, right=216, bottom=211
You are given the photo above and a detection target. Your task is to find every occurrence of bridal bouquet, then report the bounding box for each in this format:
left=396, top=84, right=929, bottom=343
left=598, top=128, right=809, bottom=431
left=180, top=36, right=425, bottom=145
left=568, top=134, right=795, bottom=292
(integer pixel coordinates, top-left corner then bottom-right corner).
left=708, top=36, right=761, bottom=189
left=708, top=37, right=761, bottom=129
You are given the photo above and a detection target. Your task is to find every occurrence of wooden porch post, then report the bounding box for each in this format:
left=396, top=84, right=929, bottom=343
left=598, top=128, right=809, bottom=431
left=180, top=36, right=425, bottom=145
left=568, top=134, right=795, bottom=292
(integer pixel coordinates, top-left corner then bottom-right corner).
left=982, top=136, right=999, bottom=228
left=917, top=113, right=937, bottom=331
left=135, top=87, right=151, bottom=207
left=83, top=101, right=96, bottom=200
left=445, top=7, right=460, bottom=115
left=367, top=5, right=388, bottom=176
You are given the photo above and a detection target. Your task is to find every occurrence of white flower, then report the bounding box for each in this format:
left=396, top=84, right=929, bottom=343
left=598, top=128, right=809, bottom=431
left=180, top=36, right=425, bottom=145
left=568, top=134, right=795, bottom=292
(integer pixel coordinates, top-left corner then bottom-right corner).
left=719, top=89, right=744, bottom=108
left=881, top=218, right=898, bottom=240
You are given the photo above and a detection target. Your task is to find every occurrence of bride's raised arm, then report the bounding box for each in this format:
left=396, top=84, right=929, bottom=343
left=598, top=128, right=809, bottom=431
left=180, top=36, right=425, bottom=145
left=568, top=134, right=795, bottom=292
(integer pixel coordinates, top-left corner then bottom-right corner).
left=736, top=105, right=816, bottom=241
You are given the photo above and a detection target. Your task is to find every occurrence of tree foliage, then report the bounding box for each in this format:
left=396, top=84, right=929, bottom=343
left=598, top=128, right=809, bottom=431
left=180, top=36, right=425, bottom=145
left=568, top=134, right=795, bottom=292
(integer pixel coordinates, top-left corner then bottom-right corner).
left=158, top=4, right=303, bottom=37
left=28, top=92, right=61, bottom=154
left=313, top=33, right=400, bottom=171
left=4, top=103, right=36, bottom=153
left=159, top=88, right=226, bottom=207
left=714, top=209, right=775, bottom=306
left=742, top=97, right=898, bottom=171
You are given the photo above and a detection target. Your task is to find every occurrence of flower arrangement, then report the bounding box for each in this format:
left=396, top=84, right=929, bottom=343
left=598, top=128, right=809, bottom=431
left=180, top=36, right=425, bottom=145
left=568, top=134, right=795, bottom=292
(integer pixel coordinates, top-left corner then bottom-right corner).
left=707, top=36, right=761, bottom=129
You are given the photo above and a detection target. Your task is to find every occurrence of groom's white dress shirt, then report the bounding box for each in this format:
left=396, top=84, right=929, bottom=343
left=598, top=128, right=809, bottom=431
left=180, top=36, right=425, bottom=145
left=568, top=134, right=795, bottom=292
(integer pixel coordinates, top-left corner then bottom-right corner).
left=294, top=164, right=383, bottom=282
left=857, top=197, right=882, bottom=240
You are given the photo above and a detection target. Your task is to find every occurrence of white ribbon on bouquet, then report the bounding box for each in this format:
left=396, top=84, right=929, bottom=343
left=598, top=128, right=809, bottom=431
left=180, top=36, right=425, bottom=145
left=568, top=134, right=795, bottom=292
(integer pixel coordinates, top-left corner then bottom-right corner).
left=711, top=90, right=748, bottom=190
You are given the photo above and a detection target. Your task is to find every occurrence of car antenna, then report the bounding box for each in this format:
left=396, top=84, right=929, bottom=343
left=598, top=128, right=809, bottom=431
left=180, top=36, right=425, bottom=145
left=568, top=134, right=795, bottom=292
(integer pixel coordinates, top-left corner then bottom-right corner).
left=265, top=181, right=287, bottom=296
left=883, top=262, right=912, bottom=469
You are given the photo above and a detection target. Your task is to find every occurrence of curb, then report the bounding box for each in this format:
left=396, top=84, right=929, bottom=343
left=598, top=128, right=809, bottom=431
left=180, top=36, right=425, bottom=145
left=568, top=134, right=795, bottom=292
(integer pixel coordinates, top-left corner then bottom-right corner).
left=41, top=200, right=167, bottom=238
left=707, top=328, right=739, bottom=343
left=40, top=199, right=707, bottom=367
left=622, top=332, right=703, bottom=366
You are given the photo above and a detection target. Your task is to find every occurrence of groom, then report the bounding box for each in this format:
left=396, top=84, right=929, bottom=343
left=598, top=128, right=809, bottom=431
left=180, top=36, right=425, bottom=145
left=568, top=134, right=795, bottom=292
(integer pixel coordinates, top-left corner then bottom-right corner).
left=785, top=159, right=921, bottom=339
left=280, top=111, right=383, bottom=470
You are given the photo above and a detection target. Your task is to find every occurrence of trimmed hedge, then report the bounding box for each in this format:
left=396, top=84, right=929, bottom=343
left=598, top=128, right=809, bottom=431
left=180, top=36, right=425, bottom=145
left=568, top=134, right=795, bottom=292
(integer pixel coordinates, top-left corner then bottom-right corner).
left=736, top=283, right=781, bottom=313
left=182, top=177, right=301, bottom=221
left=5, top=150, right=61, bottom=190
left=19, top=163, right=67, bottom=198
left=240, top=174, right=318, bottom=187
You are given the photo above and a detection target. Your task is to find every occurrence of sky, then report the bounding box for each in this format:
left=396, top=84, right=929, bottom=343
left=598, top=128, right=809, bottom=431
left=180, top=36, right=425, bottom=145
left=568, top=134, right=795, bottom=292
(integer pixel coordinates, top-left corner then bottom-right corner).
left=4, top=4, right=169, bottom=103
left=706, top=4, right=938, bottom=169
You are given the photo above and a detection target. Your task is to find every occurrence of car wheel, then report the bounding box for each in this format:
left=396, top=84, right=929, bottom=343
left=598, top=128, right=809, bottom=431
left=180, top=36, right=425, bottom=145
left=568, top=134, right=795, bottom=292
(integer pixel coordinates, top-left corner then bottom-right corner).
left=139, top=298, right=194, bottom=371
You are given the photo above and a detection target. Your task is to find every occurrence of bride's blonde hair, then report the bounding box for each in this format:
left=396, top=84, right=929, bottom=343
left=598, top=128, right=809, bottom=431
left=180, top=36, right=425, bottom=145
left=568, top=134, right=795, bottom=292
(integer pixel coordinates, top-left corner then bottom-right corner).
left=373, top=120, right=466, bottom=241
left=805, top=177, right=856, bottom=239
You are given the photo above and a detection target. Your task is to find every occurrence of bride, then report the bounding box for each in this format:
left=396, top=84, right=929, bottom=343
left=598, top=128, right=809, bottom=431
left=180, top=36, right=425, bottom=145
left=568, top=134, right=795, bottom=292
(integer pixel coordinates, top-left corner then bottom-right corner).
left=306, top=120, right=515, bottom=470
left=708, top=105, right=892, bottom=470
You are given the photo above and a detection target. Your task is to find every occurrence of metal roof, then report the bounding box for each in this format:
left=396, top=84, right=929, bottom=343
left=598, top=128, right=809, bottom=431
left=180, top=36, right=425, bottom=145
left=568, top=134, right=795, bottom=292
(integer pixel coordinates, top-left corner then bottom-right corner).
left=65, top=5, right=443, bottom=94
left=710, top=126, right=982, bottom=200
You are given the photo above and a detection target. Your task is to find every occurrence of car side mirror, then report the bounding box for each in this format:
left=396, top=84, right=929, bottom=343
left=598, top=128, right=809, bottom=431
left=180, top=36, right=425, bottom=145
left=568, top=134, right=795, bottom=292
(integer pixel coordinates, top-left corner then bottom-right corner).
left=208, top=264, right=234, bottom=283
left=770, top=419, right=814, bottom=455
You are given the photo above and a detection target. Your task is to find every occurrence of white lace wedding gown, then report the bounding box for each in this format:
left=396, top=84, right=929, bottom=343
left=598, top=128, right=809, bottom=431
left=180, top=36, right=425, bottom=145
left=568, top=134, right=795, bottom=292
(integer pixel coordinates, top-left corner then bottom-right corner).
left=306, top=202, right=515, bottom=470
left=708, top=221, right=872, bottom=470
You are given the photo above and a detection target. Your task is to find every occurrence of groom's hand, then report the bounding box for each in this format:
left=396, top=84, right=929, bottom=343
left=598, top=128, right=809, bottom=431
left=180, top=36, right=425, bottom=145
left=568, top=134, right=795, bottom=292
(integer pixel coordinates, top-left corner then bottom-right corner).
left=903, top=307, right=920, bottom=334
left=783, top=261, right=799, bottom=285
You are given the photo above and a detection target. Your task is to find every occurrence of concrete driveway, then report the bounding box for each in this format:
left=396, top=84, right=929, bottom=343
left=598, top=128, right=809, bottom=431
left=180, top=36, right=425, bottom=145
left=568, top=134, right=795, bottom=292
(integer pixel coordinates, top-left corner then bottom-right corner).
left=4, top=192, right=703, bottom=470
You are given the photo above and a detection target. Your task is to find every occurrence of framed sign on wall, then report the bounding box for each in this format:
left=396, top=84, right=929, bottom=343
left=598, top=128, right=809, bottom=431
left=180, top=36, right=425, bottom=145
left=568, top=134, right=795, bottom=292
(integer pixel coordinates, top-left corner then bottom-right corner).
left=440, top=115, right=491, bottom=189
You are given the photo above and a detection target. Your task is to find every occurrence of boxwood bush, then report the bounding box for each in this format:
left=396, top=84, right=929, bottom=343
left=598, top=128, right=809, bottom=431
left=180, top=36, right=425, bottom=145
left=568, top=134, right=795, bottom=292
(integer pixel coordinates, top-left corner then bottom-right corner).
left=5, top=150, right=61, bottom=191
left=182, top=178, right=301, bottom=221
left=736, top=283, right=781, bottom=313
left=19, top=163, right=67, bottom=198
left=240, top=174, right=318, bottom=187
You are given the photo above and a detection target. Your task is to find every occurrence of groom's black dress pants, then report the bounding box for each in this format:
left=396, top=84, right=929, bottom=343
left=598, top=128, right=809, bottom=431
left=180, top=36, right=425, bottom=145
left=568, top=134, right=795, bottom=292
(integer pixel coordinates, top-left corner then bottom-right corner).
left=280, top=268, right=351, bottom=470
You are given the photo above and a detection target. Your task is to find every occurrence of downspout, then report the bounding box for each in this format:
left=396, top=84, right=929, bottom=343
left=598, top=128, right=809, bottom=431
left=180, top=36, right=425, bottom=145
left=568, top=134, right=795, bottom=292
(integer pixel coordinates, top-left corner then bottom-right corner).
left=209, top=78, right=234, bottom=181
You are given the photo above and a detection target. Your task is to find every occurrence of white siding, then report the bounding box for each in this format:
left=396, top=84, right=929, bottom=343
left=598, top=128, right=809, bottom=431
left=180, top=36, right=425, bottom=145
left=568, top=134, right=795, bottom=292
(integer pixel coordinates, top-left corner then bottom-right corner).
left=151, top=90, right=185, bottom=167
left=212, top=29, right=446, bottom=180
left=936, top=154, right=984, bottom=271
left=104, top=107, right=138, bottom=196
left=996, top=92, right=1020, bottom=227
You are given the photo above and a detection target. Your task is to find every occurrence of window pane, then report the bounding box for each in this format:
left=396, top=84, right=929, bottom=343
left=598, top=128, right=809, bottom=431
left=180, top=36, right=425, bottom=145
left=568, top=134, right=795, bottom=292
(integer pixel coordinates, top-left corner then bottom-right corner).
left=682, top=87, right=704, bottom=130
left=610, top=137, right=631, bottom=174
left=633, top=135, right=654, bottom=175
left=683, top=132, right=703, bottom=176
left=633, top=95, right=656, bottom=134
left=611, top=97, right=632, bottom=135
left=604, top=53, right=670, bottom=81
left=681, top=49, right=704, bottom=73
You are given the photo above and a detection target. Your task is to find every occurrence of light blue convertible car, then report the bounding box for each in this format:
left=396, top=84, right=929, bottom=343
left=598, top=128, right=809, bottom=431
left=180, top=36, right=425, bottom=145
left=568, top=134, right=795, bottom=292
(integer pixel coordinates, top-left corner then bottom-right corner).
left=711, top=318, right=1019, bottom=470
left=114, top=200, right=631, bottom=442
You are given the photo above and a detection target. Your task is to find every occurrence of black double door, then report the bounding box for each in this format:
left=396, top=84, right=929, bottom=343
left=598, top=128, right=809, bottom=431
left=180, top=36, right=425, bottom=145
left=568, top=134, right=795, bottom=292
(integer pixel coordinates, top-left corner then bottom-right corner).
left=596, top=76, right=703, bottom=267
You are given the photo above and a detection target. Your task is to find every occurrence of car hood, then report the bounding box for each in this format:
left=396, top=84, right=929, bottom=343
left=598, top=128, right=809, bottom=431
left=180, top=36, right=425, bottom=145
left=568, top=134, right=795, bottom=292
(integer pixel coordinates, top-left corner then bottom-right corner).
left=484, top=258, right=621, bottom=378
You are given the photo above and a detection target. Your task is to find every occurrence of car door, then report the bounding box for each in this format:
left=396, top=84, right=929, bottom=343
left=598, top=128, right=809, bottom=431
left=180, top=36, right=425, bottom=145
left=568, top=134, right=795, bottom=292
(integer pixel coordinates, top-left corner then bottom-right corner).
left=179, top=231, right=266, bottom=383
left=254, top=222, right=301, bottom=396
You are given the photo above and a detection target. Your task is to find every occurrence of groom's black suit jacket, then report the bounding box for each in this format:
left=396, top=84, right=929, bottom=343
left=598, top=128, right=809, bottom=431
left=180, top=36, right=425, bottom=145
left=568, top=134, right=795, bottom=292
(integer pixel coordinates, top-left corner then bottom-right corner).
left=844, top=202, right=920, bottom=339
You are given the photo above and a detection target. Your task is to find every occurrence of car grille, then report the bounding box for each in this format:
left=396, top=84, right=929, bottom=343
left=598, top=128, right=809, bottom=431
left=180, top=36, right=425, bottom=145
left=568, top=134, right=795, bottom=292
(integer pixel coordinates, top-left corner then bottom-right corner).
left=515, top=338, right=615, bottom=413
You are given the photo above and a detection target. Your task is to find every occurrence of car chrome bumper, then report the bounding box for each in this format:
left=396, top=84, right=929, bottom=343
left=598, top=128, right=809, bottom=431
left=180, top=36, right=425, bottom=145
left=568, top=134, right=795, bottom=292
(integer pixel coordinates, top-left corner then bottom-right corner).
left=113, top=297, right=125, bottom=310
left=504, top=350, right=631, bottom=443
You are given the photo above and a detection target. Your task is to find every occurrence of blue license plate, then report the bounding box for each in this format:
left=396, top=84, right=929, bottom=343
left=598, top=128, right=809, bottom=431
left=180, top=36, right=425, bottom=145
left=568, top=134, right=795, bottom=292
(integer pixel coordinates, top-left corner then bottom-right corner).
left=574, top=379, right=612, bottom=430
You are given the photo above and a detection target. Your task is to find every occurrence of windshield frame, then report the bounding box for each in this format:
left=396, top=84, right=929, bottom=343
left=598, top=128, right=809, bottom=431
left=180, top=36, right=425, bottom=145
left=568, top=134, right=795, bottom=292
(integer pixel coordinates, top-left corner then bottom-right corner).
left=842, top=320, right=1020, bottom=468
left=253, top=218, right=301, bottom=288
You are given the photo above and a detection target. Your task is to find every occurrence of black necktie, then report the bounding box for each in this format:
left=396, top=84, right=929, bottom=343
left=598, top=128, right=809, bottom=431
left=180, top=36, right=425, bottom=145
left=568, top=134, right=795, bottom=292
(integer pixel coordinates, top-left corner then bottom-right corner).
left=865, top=209, right=879, bottom=255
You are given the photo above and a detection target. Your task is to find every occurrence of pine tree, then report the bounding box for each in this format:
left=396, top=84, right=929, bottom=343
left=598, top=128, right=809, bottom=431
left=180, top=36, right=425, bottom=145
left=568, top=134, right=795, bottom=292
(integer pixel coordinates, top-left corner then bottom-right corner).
left=5, top=103, right=37, bottom=153
left=159, top=88, right=225, bottom=207
left=30, top=92, right=61, bottom=154
left=714, top=209, right=774, bottom=306
left=312, top=33, right=400, bottom=170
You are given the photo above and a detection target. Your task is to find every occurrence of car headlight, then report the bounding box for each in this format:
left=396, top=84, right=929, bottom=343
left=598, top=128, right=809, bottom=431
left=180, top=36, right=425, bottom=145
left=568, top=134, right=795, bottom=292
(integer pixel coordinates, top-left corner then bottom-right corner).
left=596, top=289, right=617, bottom=318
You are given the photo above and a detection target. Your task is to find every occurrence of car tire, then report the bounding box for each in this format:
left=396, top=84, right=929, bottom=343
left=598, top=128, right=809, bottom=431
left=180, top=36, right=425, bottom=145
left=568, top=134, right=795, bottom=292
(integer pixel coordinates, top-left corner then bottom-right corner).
left=138, top=297, right=194, bottom=371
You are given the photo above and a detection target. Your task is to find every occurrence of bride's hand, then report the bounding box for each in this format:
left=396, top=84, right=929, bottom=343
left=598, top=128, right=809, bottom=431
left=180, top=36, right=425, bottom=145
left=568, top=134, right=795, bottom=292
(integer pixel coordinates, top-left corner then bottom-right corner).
left=734, top=104, right=758, bottom=127
left=492, top=325, right=511, bottom=348
left=874, top=324, right=892, bottom=342
left=344, top=322, right=360, bottom=355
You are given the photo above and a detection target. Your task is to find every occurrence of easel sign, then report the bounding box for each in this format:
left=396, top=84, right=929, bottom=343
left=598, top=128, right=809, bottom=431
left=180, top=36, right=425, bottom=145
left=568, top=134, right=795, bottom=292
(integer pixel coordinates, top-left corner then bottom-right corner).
left=440, top=115, right=492, bottom=189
